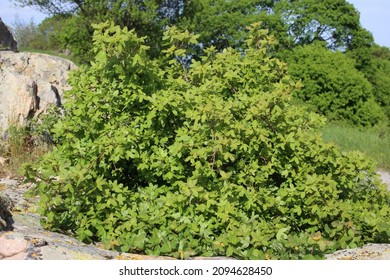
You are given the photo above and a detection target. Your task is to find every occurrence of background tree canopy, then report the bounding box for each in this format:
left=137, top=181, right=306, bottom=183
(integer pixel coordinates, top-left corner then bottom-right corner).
left=283, top=42, right=386, bottom=126
left=11, top=0, right=373, bottom=56
left=275, top=0, right=363, bottom=49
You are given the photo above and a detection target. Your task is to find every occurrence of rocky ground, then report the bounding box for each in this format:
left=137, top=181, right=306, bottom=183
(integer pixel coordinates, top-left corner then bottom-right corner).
left=0, top=178, right=177, bottom=260
left=1, top=172, right=390, bottom=260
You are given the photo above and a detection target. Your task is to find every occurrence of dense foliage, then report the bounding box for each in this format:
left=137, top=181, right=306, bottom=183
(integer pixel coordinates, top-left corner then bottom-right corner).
left=25, top=22, right=390, bottom=260
left=13, top=0, right=389, bottom=126
left=12, top=0, right=371, bottom=59
left=284, top=43, right=386, bottom=126
left=275, top=0, right=364, bottom=49
left=367, top=45, right=390, bottom=121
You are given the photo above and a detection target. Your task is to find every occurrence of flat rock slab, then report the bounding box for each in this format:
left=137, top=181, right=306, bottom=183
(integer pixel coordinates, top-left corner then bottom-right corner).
left=0, top=213, right=177, bottom=260
left=1, top=213, right=118, bottom=260
left=0, top=235, right=28, bottom=258
left=326, top=243, right=390, bottom=260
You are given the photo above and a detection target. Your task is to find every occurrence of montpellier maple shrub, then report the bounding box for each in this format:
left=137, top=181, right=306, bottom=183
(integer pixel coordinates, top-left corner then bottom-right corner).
left=25, top=22, right=390, bottom=260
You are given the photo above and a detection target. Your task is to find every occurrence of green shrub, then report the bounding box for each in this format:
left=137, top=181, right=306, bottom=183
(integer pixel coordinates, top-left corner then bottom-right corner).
left=28, top=105, right=64, bottom=146
left=24, top=22, right=390, bottom=260
left=284, top=43, right=386, bottom=126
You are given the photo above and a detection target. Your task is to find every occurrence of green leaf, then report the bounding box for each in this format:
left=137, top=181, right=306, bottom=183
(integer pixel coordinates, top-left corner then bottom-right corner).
left=276, top=227, right=290, bottom=241
left=226, top=246, right=235, bottom=257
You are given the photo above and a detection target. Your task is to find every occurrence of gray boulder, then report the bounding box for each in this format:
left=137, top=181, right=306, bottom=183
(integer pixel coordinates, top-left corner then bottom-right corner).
left=0, top=18, right=17, bottom=52
left=0, top=51, right=77, bottom=133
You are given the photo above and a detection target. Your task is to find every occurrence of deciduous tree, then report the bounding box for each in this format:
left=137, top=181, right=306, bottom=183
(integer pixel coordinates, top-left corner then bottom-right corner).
left=284, top=42, right=386, bottom=126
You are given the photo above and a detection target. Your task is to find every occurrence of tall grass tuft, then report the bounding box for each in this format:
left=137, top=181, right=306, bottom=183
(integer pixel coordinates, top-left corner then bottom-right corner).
left=322, top=122, right=390, bottom=171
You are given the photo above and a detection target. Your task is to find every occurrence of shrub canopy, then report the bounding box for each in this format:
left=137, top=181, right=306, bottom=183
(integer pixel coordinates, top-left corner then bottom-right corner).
left=25, top=22, right=390, bottom=260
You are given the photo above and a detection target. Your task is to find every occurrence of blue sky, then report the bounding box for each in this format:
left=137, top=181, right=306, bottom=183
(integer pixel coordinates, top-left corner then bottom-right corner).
left=0, top=0, right=389, bottom=47
left=347, top=0, right=390, bottom=47
left=0, top=0, right=47, bottom=25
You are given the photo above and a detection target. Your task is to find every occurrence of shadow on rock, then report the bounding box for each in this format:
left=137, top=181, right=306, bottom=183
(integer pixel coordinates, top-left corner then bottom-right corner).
left=0, top=194, right=14, bottom=231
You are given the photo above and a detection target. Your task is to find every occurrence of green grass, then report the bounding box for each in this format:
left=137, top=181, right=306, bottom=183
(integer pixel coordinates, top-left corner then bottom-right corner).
left=322, top=123, right=390, bottom=171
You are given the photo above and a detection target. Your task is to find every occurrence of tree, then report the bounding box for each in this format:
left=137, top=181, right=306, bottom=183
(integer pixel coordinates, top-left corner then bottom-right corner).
left=12, top=1, right=287, bottom=59
left=274, top=0, right=369, bottom=50
left=11, top=0, right=179, bottom=60
left=175, top=0, right=288, bottom=53
left=40, top=15, right=94, bottom=62
left=25, top=22, right=390, bottom=260
left=10, top=17, right=38, bottom=49
left=33, top=15, right=70, bottom=50
left=12, top=0, right=373, bottom=62
left=367, top=45, right=390, bottom=120
left=11, top=0, right=92, bottom=15
left=345, top=27, right=375, bottom=73
left=283, top=42, right=386, bottom=126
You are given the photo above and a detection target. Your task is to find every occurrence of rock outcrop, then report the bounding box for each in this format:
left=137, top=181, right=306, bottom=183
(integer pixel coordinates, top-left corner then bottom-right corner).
left=0, top=51, right=77, bottom=133
left=0, top=18, right=17, bottom=52
left=326, top=243, right=390, bottom=260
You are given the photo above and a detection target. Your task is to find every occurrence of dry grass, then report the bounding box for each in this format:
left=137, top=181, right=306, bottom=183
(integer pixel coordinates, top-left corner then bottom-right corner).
left=0, top=125, right=51, bottom=178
